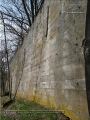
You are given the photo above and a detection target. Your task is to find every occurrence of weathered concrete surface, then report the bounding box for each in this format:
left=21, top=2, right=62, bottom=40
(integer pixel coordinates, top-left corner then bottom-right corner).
left=10, top=0, right=89, bottom=120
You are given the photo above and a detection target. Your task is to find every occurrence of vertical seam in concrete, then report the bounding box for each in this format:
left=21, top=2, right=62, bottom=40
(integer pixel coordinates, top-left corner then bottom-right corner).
left=46, top=6, right=49, bottom=37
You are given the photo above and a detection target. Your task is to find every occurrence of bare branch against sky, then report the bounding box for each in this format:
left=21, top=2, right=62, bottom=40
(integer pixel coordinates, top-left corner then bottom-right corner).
left=0, top=0, right=44, bottom=56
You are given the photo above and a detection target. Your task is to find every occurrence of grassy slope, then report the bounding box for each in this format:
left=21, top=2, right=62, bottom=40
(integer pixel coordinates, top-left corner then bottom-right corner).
left=1, top=98, right=61, bottom=120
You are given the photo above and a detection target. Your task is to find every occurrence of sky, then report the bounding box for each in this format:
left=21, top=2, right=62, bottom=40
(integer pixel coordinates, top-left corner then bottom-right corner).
left=0, top=0, right=4, bottom=50
left=0, top=0, right=42, bottom=51
left=0, top=0, right=16, bottom=51
left=0, top=18, right=3, bottom=50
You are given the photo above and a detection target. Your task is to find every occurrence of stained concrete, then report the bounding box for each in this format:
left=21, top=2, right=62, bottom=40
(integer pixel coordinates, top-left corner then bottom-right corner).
left=10, top=0, right=89, bottom=120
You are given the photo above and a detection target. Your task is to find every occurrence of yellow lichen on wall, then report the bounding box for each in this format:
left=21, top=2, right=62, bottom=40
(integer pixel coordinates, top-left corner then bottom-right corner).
left=49, top=4, right=59, bottom=22
left=48, top=28, right=58, bottom=40
left=16, top=92, right=82, bottom=120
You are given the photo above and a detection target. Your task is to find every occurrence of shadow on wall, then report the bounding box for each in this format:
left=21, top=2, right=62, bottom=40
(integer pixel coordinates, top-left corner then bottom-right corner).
left=85, top=0, right=90, bottom=116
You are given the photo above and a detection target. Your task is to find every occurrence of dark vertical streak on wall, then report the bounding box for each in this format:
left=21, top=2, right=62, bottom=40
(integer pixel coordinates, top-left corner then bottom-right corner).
left=46, top=6, right=49, bottom=37
left=85, top=0, right=90, bottom=116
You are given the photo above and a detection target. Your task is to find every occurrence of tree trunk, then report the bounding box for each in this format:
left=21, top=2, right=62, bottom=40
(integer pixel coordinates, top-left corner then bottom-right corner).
left=1, top=12, right=11, bottom=99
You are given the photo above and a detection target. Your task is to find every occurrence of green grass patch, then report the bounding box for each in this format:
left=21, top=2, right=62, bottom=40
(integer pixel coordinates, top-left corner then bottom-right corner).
left=1, top=98, right=59, bottom=120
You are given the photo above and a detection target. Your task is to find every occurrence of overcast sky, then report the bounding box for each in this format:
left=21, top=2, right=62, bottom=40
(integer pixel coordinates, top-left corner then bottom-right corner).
left=0, top=17, right=3, bottom=50
left=0, top=0, right=3, bottom=50
left=0, top=0, right=10, bottom=50
left=0, top=0, right=15, bottom=51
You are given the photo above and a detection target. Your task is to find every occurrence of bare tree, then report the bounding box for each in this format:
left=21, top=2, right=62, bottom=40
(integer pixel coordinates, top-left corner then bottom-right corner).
left=0, top=0, right=44, bottom=99
left=22, top=0, right=31, bottom=26
left=1, top=12, right=11, bottom=99
left=0, top=0, right=44, bottom=46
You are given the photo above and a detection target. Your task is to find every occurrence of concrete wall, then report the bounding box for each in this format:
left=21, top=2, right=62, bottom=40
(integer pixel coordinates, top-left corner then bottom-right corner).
left=10, top=0, right=89, bottom=120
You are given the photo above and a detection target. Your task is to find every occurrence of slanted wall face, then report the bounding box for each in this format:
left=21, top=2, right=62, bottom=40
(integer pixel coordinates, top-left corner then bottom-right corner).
left=10, top=0, right=89, bottom=120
